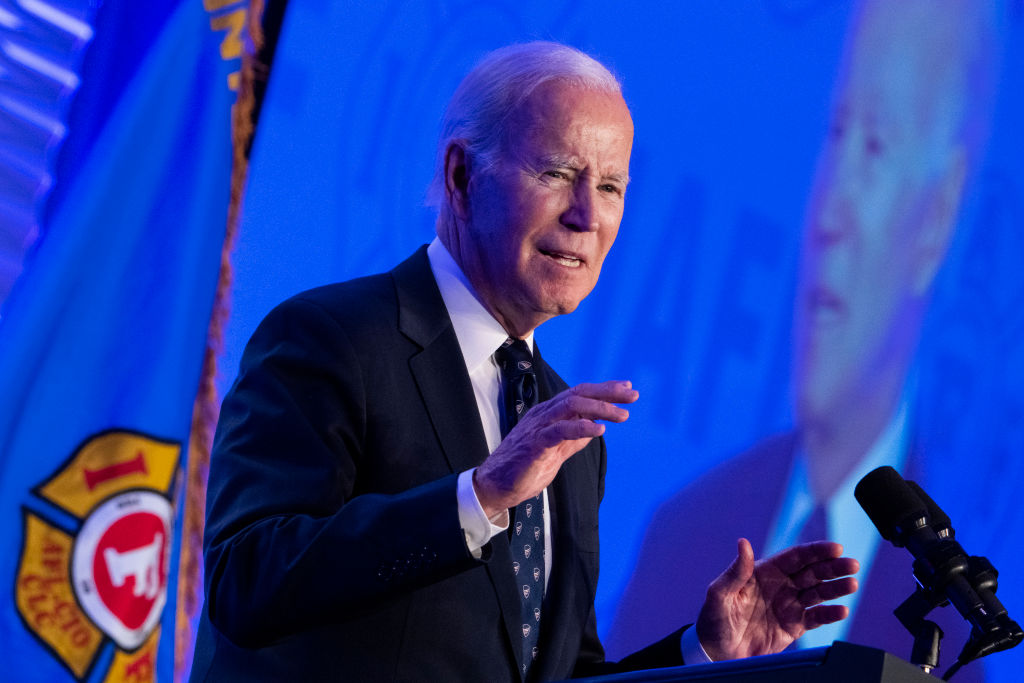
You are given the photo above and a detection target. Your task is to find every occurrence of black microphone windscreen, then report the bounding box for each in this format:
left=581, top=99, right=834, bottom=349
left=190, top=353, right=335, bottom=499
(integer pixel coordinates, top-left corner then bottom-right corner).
left=906, top=479, right=953, bottom=533
left=854, top=466, right=928, bottom=543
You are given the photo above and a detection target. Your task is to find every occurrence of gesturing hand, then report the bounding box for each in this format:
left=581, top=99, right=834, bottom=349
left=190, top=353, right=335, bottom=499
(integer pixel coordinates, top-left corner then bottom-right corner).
left=473, top=380, right=638, bottom=519
left=696, top=538, right=860, bottom=661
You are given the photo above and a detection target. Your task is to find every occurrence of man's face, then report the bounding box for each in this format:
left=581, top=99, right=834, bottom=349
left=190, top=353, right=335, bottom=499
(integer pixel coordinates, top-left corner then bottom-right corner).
left=794, top=30, right=959, bottom=421
left=456, top=81, right=633, bottom=336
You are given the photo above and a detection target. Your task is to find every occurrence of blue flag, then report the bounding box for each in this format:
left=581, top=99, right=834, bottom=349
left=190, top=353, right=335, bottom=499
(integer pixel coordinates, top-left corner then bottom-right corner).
left=0, top=0, right=242, bottom=679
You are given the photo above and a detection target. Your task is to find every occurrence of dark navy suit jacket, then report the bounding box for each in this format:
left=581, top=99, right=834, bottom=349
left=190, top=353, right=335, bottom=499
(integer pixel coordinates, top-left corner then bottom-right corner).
left=190, top=247, right=685, bottom=682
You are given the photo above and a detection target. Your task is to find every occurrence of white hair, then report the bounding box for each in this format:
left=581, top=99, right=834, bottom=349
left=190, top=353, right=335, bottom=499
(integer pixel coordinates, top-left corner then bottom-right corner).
left=426, top=41, right=622, bottom=211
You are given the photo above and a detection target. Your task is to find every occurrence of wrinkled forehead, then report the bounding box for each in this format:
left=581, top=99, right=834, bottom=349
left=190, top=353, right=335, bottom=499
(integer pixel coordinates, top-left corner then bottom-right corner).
left=502, top=81, right=634, bottom=160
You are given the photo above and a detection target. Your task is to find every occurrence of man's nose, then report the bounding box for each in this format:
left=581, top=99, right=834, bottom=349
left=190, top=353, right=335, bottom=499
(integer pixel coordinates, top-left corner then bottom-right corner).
left=810, top=156, right=855, bottom=247
left=811, top=189, right=847, bottom=247
left=560, top=183, right=600, bottom=232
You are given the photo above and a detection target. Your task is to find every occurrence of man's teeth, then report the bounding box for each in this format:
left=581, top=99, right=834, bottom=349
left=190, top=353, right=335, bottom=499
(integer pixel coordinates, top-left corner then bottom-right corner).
left=544, top=251, right=582, bottom=268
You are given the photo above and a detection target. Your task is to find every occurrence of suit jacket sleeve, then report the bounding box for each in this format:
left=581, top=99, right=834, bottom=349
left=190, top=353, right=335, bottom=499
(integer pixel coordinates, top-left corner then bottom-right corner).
left=203, top=293, right=480, bottom=648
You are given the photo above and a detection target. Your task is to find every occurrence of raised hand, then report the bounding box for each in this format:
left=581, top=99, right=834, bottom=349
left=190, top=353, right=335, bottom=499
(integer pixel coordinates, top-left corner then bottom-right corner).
left=473, top=380, right=638, bottom=518
left=695, top=538, right=860, bottom=661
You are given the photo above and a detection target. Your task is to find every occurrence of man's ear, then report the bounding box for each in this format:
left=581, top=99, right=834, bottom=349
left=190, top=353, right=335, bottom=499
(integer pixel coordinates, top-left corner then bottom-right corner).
left=444, top=142, right=471, bottom=221
left=914, top=145, right=966, bottom=295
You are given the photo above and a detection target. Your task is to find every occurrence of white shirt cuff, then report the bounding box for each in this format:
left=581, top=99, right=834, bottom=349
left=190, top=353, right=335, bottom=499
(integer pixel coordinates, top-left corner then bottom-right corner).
left=457, top=468, right=508, bottom=558
left=680, top=624, right=714, bottom=665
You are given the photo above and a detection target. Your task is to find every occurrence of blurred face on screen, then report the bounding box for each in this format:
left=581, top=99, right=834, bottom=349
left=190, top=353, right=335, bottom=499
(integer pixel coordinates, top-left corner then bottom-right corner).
left=449, top=81, right=633, bottom=337
left=794, top=2, right=967, bottom=426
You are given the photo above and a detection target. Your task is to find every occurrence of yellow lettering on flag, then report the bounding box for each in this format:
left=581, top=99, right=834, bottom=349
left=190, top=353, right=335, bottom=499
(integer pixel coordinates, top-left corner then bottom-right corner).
left=211, top=8, right=246, bottom=61
left=16, top=513, right=104, bottom=678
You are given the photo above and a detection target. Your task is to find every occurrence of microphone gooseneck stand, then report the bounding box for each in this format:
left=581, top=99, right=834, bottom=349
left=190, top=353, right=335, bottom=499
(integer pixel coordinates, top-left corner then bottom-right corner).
left=854, top=467, right=1023, bottom=680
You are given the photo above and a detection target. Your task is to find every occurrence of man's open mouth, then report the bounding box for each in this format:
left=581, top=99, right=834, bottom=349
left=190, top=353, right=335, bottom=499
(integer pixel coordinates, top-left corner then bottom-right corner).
left=539, top=249, right=583, bottom=268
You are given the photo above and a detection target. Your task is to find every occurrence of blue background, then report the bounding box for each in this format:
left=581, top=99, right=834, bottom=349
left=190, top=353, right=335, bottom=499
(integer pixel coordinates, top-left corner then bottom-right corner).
left=220, top=0, right=1024, bottom=679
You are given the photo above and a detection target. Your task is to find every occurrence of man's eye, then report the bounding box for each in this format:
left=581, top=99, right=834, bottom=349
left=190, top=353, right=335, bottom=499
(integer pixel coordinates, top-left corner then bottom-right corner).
left=544, top=170, right=568, bottom=180
left=599, top=183, right=622, bottom=195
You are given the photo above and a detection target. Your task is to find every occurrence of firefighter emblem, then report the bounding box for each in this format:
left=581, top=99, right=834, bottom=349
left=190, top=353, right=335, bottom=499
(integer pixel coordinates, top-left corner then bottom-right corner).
left=15, top=430, right=180, bottom=681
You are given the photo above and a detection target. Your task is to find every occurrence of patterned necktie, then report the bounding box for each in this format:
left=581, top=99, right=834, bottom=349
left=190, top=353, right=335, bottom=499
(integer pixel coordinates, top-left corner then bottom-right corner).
left=494, top=338, right=544, bottom=678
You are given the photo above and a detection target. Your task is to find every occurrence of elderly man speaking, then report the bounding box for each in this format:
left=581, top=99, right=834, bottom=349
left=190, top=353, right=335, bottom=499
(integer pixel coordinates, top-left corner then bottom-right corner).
left=190, top=42, right=858, bottom=682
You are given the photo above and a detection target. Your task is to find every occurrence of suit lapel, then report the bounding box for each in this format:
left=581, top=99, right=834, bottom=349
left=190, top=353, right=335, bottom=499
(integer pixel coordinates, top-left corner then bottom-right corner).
left=486, top=527, right=527, bottom=677
left=393, top=247, right=527, bottom=677
left=392, top=247, right=490, bottom=475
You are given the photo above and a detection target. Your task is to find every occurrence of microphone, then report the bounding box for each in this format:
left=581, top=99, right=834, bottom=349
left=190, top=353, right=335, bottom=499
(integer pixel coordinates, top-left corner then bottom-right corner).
left=854, top=466, right=1022, bottom=669
left=854, top=466, right=929, bottom=545
left=904, top=480, right=951, bottom=536
left=903, top=477, right=1023, bottom=665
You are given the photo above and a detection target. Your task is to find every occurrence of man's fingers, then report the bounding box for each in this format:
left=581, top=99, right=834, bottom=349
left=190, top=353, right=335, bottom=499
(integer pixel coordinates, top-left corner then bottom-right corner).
left=541, top=418, right=605, bottom=446
left=475, top=380, right=637, bottom=513
left=522, top=381, right=636, bottom=428
left=549, top=394, right=631, bottom=423
left=568, top=381, right=639, bottom=405
left=803, top=604, right=850, bottom=629
left=790, top=556, right=860, bottom=590
left=772, top=541, right=845, bottom=575
left=798, top=576, right=858, bottom=607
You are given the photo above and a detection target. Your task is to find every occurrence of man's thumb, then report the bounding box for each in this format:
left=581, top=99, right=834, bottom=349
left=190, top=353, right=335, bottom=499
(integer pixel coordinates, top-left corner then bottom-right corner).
left=719, top=537, right=755, bottom=591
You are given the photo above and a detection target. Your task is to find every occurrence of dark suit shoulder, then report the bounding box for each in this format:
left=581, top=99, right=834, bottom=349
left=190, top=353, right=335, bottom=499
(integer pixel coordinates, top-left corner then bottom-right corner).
left=258, top=245, right=440, bottom=352
left=268, top=272, right=397, bottom=338
left=290, top=270, right=392, bottom=310
left=230, top=278, right=396, bottom=401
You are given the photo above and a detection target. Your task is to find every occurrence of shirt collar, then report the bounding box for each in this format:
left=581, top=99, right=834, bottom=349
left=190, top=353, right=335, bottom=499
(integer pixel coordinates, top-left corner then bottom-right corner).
left=427, top=237, right=534, bottom=370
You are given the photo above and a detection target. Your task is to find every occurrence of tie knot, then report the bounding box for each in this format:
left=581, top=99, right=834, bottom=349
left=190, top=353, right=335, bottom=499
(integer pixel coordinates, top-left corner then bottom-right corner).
left=495, top=338, right=534, bottom=375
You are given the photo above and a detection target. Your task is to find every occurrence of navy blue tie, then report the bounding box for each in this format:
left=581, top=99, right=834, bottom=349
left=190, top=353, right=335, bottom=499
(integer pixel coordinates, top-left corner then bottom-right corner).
left=495, top=338, right=544, bottom=678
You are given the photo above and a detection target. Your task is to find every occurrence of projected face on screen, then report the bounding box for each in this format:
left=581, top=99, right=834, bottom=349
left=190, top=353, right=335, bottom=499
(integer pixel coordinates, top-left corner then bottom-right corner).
left=794, top=1, right=969, bottom=434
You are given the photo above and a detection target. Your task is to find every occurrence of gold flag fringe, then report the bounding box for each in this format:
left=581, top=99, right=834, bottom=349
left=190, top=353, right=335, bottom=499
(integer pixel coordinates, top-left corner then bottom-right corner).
left=174, top=1, right=267, bottom=678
